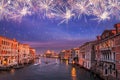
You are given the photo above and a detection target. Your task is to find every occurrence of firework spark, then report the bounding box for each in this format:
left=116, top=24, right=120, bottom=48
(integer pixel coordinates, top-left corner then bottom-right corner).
left=95, top=11, right=111, bottom=22
left=0, top=0, right=120, bottom=24
left=37, top=0, right=55, bottom=18
left=54, top=7, right=74, bottom=24
left=108, top=0, right=120, bottom=19
left=73, top=0, right=91, bottom=18
left=61, top=8, right=74, bottom=24
left=0, top=0, right=9, bottom=20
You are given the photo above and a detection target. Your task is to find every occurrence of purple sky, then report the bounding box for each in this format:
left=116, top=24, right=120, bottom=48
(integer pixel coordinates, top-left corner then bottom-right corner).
left=0, top=0, right=120, bottom=54
left=0, top=18, right=119, bottom=54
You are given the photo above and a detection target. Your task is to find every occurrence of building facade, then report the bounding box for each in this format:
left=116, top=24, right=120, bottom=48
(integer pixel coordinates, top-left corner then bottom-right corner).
left=70, top=48, right=79, bottom=64
left=22, top=44, right=30, bottom=64
left=0, top=36, right=18, bottom=67
left=0, top=36, right=36, bottom=67
left=93, top=23, right=120, bottom=79
left=79, top=41, right=95, bottom=69
left=29, top=48, right=36, bottom=61
left=59, top=50, right=71, bottom=60
left=44, top=50, right=58, bottom=58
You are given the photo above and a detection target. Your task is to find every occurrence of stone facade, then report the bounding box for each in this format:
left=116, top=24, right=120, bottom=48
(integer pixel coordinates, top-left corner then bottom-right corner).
left=93, top=23, right=120, bottom=79
left=71, top=48, right=79, bottom=64
left=29, top=48, right=36, bottom=61
left=44, top=50, right=58, bottom=58
left=0, top=36, right=18, bottom=67
left=0, top=36, right=36, bottom=67
left=59, top=48, right=79, bottom=64
left=79, top=41, right=96, bottom=69
left=59, top=50, right=71, bottom=60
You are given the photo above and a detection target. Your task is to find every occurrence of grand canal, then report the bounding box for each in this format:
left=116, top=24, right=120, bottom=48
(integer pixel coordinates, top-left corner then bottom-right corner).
left=0, top=58, right=101, bottom=80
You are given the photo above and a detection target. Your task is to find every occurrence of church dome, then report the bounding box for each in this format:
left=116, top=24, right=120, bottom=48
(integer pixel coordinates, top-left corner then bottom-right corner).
left=45, top=50, right=51, bottom=54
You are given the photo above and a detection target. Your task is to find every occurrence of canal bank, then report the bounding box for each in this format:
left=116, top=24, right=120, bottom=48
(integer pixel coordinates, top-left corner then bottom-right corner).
left=0, top=61, right=34, bottom=71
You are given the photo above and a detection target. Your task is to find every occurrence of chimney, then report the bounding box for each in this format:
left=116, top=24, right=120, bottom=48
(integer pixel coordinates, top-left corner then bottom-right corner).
left=96, top=36, right=101, bottom=40
left=114, top=23, right=120, bottom=34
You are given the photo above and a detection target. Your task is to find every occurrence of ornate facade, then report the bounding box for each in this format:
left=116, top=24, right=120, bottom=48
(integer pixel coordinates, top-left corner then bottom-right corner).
left=0, top=36, right=18, bottom=67
left=79, top=41, right=96, bottom=69
left=94, top=23, right=120, bottom=79
left=0, top=36, right=36, bottom=67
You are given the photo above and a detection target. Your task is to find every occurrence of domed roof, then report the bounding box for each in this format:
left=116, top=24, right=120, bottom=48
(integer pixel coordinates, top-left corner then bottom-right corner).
left=46, top=50, right=51, bottom=54
left=61, top=50, right=65, bottom=52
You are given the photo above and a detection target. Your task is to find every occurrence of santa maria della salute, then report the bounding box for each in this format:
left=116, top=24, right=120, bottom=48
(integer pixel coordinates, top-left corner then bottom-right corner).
left=44, top=50, right=58, bottom=58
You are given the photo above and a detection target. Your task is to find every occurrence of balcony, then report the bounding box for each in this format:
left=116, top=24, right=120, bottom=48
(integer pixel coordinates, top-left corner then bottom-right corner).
left=100, top=58, right=116, bottom=63
left=100, top=47, right=112, bottom=51
left=0, top=54, right=18, bottom=56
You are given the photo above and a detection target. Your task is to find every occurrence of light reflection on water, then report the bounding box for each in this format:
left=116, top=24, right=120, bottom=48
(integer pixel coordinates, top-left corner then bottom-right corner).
left=0, top=58, right=101, bottom=80
left=65, top=60, right=68, bottom=66
left=10, top=69, right=15, bottom=75
left=71, top=67, right=77, bottom=80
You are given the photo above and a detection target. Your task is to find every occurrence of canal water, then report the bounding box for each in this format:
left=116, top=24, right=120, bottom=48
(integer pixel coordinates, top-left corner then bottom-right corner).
left=0, top=58, right=101, bottom=80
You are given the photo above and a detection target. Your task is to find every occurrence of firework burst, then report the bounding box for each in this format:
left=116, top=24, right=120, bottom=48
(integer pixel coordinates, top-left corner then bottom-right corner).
left=37, top=0, right=55, bottom=18
left=0, top=0, right=120, bottom=24
left=108, top=0, right=120, bottom=19
left=73, top=0, right=91, bottom=19
left=54, top=6, right=74, bottom=24
left=0, top=0, right=9, bottom=20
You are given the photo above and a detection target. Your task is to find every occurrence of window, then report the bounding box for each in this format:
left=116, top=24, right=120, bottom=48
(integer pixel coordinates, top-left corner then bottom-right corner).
left=115, top=36, right=120, bottom=45
left=88, top=62, right=89, bottom=68
left=2, top=40, right=4, bottom=45
left=113, top=64, right=115, bottom=70
left=110, top=65, right=112, bottom=74
left=113, top=52, right=115, bottom=60
left=105, top=69, right=108, bottom=75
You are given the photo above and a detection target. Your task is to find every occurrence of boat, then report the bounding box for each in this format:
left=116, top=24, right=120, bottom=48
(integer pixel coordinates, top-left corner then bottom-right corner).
left=44, top=57, right=50, bottom=64
left=55, top=59, right=59, bottom=64
left=13, top=65, right=24, bottom=69
left=68, top=59, right=73, bottom=64
left=0, top=67, right=11, bottom=71
left=34, top=58, right=41, bottom=65
left=45, top=61, right=49, bottom=64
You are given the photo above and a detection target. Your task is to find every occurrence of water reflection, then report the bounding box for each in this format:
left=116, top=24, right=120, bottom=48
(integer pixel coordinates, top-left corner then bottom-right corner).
left=65, top=60, right=68, bottom=66
left=71, top=67, right=77, bottom=80
left=0, top=58, right=101, bottom=80
left=10, top=69, right=15, bottom=75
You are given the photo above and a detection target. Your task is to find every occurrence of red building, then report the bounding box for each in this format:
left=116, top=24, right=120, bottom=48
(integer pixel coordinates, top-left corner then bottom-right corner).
left=0, top=36, right=18, bottom=67
left=29, top=48, right=36, bottom=62
left=94, top=23, right=120, bottom=79
left=59, top=50, right=71, bottom=60
left=0, top=36, right=36, bottom=67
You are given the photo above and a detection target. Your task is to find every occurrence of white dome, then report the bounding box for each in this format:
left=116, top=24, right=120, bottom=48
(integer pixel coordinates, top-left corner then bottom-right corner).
left=46, top=50, right=51, bottom=54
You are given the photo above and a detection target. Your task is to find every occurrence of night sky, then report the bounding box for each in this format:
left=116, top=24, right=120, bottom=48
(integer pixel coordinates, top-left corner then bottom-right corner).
left=0, top=0, right=120, bottom=54
left=0, top=16, right=119, bottom=54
